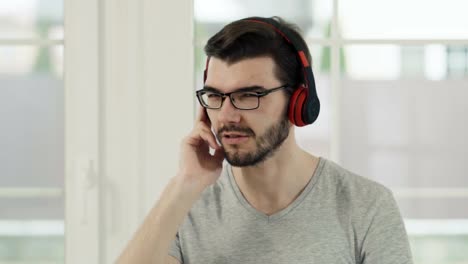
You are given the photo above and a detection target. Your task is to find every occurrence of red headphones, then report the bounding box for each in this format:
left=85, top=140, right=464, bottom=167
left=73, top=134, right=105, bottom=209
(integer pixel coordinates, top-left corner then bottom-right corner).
left=204, top=17, right=320, bottom=127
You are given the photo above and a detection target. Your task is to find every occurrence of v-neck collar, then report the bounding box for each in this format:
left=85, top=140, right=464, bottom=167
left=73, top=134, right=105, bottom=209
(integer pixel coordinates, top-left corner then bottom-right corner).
left=226, top=157, right=325, bottom=223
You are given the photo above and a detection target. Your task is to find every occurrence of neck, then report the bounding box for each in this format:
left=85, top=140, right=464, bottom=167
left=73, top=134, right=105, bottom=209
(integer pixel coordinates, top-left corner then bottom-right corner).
left=231, top=132, right=319, bottom=215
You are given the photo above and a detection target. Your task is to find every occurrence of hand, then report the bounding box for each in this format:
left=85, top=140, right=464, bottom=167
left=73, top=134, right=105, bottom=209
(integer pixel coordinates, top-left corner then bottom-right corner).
left=177, top=105, right=225, bottom=192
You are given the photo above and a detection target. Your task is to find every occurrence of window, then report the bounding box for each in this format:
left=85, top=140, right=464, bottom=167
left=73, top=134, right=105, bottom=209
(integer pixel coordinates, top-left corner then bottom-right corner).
left=0, top=0, right=64, bottom=263
left=447, top=46, right=468, bottom=78
left=194, top=0, right=468, bottom=263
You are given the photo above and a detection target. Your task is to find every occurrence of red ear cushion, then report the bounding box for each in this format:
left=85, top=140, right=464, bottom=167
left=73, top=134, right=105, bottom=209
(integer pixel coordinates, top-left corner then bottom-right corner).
left=288, top=89, right=301, bottom=125
left=288, top=87, right=308, bottom=126
left=294, top=88, right=308, bottom=127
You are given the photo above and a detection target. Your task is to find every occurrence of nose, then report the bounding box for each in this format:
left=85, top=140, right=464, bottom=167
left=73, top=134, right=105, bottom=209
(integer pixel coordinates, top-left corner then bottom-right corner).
left=217, top=96, right=241, bottom=124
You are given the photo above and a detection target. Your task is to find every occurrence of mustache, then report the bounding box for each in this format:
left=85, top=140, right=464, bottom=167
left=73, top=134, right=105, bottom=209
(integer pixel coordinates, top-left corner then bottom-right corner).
left=217, top=125, right=255, bottom=136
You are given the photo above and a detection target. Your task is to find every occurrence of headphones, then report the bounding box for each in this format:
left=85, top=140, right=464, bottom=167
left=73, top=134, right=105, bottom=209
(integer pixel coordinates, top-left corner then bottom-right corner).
left=203, top=17, right=320, bottom=127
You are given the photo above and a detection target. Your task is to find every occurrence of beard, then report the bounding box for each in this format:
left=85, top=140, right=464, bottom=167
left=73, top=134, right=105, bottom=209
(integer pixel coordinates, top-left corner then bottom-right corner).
left=217, top=117, right=291, bottom=167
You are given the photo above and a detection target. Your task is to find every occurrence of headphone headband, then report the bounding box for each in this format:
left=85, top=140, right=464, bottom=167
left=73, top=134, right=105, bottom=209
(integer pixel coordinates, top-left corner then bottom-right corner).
left=242, top=17, right=314, bottom=88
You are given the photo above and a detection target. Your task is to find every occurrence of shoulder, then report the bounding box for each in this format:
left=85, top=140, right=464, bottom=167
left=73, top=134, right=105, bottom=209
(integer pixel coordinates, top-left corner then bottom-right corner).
left=318, top=158, right=395, bottom=210
left=320, top=157, right=393, bottom=196
left=317, top=158, right=403, bottom=235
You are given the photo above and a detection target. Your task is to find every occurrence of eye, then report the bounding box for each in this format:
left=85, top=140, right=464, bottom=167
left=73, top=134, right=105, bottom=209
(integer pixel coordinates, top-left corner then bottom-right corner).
left=240, top=92, right=259, bottom=98
left=206, top=92, right=222, bottom=98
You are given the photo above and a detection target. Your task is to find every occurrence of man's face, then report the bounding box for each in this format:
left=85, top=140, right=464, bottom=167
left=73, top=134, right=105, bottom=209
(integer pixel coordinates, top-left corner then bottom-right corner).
left=204, top=56, right=292, bottom=167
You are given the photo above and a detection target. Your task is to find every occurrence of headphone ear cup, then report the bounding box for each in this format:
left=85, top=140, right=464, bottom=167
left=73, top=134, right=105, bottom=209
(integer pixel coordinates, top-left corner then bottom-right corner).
left=288, top=87, right=308, bottom=127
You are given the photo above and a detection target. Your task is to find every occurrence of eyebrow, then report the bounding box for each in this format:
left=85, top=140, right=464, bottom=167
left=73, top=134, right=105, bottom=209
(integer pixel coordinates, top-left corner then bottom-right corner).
left=203, top=85, right=266, bottom=93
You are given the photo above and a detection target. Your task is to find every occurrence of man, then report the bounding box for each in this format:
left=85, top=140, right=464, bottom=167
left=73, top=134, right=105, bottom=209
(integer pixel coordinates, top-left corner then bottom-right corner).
left=117, top=16, right=413, bottom=264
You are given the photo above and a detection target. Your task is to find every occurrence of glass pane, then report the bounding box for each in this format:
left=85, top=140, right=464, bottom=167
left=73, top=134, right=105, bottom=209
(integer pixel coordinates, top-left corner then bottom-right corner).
left=406, top=220, right=468, bottom=264
left=0, top=43, right=64, bottom=263
left=343, top=45, right=468, bottom=80
left=194, top=0, right=332, bottom=43
left=0, top=197, right=63, bottom=219
left=0, top=0, right=63, bottom=39
left=398, top=198, right=468, bottom=218
left=411, top=235, right=468, bottom=264
left=340, top=0, right=468, bottom=39
left=0, top=220, right=64, bottom=264
left=0, top=45, right=63, bottom=77
left=194, top=45, right=205, bottom=92
left=0, top=46, right=63, bottom=188
left=407, top=219, right=468, bottom=264
left=194, top=45, right=206, bottom=129
left=340, top=78, right=468, bottom=189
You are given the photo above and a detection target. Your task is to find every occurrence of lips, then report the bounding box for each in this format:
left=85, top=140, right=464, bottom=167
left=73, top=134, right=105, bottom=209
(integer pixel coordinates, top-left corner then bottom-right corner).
left=221, top=132, right=250, bottom=145
left=223, top=132, right=249, bottom=138
left=222, top=135, right=250, bottom=144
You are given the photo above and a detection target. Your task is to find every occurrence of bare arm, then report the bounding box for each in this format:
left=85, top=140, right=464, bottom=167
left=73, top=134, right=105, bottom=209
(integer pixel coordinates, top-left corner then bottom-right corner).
left=116, top=106, right=224, bottom=264
left=115, top=176, right=202, bottom=264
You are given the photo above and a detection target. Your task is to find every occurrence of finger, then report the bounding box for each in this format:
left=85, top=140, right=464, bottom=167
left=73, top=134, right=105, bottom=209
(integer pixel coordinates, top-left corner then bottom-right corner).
left=199, top=129, right=219, bottom=150
left=196, top=119, right=211, bottom=132
left=196, top=105, right=211, bottom=126
left=187, top=123, right=207, bottom=141
left=199, top=125, right=219, bottom=143
left=199, top=129, right=220, bottom=150
left=186, top=121, right=217, bottom=148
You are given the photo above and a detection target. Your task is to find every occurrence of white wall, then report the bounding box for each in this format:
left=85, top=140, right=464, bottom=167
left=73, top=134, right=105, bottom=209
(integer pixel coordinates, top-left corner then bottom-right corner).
left=65, top=0, right=194, bottom=263
left=101, top=0, right=194, bottom=262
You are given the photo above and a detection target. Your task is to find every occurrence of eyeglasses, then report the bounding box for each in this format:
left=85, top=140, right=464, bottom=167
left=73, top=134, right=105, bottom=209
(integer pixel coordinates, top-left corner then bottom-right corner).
left=196, top=85, right=289, bottom=110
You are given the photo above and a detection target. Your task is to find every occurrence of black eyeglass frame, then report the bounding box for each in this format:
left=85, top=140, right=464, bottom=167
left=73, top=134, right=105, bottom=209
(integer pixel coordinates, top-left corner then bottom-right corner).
left=196, top=84, right=290, bottom=110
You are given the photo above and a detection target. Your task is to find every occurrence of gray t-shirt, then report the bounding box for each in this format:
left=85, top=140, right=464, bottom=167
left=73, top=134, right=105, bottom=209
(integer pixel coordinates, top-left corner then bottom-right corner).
left=169, top=157, right=413, bottom=263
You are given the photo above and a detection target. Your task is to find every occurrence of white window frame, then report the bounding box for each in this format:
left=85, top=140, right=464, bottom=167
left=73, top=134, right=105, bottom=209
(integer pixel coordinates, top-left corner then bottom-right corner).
left=64, top=0, right=100, bottom=262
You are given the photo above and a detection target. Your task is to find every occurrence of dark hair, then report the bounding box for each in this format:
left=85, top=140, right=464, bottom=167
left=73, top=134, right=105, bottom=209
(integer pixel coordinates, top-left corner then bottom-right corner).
left=204, top=16, right=311, bottom=96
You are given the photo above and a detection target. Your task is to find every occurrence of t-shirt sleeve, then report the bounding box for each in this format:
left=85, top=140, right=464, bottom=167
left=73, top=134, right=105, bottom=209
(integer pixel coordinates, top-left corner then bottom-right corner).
left=168, top=231, right=183, bottom=263
left=360, top=189, right=414, bottom=264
